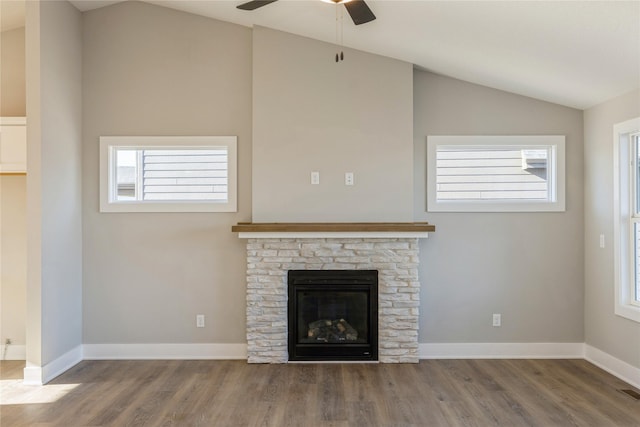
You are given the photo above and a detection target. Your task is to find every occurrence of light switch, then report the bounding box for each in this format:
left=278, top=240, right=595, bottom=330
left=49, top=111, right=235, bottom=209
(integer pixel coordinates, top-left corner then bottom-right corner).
left=196, top=314, right=205, bottom=328
left=311, top=171, right=320, bottom=185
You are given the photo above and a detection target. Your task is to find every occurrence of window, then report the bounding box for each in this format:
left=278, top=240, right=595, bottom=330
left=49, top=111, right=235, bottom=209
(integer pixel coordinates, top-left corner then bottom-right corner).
left=100, top=136, right=237, bottom=212
left=427, top=135, right=565, bottom=212
left=614, top=117, right=640, bottom=323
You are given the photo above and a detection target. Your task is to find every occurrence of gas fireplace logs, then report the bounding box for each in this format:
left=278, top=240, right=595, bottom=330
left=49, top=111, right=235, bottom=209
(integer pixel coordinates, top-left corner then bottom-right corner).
left=307, top=319, right=358, bottom=343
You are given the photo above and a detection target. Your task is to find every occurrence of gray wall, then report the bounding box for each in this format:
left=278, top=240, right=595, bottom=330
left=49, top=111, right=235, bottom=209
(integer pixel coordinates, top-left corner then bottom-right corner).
left=252, top=26, right=414, bottom=223
left=80, top=3, right=590, bottom=349
left=584, top=89, right=640, bottom=369
left=26, top=0, right=83, bottom=370
left=414, top=71, right=585, bottom=343
left=82, top=2, right=252, bottom=344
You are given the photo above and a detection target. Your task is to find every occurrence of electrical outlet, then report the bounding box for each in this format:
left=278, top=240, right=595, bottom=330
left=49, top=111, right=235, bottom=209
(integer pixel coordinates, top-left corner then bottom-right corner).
left=492, top=313, right=501, bottom=327
left=345, top=172, right=354, bottom=186
left=196, top=315, right=205, bottom=328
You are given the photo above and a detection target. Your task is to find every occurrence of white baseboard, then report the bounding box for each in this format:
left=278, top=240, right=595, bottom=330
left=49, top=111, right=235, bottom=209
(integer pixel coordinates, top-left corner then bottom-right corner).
left=22, top=345, right=83, bottom=385
left=83, top=343, right=247, bottom=360
left=2, top=344, right=26, bottom=360
left=419, top=342, right=585, bottom=359
left=76, top=342, right=587, bottom=362
left=42, top=345, right=83, bottom=384
left=584, top=344, right=640, bottom=389
left=23, top=365, right=43, bottom=386
left=18, top=342, right=640, bottom=392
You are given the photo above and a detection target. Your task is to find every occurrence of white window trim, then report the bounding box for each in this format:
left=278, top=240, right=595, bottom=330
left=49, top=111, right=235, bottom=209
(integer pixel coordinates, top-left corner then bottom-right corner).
left=613, top=117, right=640, bottom=323
left=99, top=136, right=237, bottom=213
left=426, top=135, right=566, bottom=212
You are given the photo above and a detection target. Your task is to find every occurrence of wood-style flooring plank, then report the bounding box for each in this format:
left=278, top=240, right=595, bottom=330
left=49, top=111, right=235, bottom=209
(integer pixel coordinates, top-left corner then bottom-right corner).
left=505, top=359, right=629, bottom=426
left=1, top=359, right=639, bottom=427
left=477, top=359, right=579, bottom=427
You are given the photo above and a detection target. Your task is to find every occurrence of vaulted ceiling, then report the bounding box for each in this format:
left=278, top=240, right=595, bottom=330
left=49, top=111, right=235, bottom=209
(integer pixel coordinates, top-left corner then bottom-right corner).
left=11, top=0, right=640, bottom=110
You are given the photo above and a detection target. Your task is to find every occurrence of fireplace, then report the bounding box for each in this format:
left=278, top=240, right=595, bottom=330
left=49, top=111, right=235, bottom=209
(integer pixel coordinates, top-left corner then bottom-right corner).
left=288, top=270, right=378, bottom=362
left=234, top=222, right=435, bottom=363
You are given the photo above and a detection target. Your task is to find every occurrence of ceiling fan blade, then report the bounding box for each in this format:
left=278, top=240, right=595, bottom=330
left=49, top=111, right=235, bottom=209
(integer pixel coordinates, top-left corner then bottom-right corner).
left=237, top=0, right=278, bottom=11
left=344, top=0, right=376, bottom=25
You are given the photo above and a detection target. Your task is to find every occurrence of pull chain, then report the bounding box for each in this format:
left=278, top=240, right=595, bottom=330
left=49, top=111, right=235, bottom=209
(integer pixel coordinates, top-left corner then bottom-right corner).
left=335, top=5, right=344, bottom=62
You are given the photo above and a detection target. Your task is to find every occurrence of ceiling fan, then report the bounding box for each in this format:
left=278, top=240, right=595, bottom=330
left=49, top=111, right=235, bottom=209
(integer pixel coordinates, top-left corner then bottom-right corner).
left=236, top=0, right=376, bottom=26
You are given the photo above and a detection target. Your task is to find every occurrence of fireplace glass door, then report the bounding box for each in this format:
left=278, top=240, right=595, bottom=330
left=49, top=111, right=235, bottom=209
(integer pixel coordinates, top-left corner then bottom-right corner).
left=288, top=270, right=378, bottom=361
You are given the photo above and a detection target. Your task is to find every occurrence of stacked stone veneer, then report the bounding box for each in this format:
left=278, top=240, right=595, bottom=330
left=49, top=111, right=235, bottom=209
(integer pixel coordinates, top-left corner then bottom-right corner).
left=245, top=238, right=420, bottom=363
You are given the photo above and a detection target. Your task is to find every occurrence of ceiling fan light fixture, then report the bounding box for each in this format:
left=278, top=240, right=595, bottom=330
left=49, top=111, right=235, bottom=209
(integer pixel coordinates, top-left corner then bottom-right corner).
left=321, top=0, right=353, bottom=4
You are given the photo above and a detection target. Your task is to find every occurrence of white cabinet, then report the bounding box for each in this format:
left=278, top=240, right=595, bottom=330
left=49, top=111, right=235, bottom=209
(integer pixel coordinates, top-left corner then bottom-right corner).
left=0, top=117, right=27, bottom=173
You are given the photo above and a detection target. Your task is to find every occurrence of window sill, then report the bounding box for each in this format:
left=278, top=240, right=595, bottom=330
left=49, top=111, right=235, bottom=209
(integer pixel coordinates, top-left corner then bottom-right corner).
left=615, top=303, right=640, bottom=324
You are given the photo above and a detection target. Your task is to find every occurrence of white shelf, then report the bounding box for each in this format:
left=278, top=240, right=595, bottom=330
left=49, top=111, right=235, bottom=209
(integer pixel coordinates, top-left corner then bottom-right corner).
left=0, top=117, right=27, bottom=174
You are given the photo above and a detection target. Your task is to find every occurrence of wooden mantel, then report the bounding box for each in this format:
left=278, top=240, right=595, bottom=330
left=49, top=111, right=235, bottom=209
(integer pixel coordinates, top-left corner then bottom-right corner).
left=232, top=222, right=435, bottom=232
left=232, top=222, right=435, bottom=239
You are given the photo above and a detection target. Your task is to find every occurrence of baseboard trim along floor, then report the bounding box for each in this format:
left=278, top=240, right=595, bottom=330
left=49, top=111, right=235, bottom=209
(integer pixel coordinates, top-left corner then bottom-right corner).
left=419, top=342, right=585, bottom=359
left=82, top=343, right=248, bottom=360
left=23, top=342, right=640, bottom=390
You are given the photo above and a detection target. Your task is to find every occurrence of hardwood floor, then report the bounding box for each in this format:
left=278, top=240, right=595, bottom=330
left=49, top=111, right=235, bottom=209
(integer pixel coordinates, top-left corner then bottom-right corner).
left=1, top=359, right=639, bottom=426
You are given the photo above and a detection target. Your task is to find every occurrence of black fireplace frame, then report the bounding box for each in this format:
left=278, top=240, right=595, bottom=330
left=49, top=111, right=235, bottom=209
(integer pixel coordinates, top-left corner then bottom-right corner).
left=287, top=270, right=378, bottom=362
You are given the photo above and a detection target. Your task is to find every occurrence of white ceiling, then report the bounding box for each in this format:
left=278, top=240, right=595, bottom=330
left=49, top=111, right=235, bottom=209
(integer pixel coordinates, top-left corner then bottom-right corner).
left=20, top=1, right=640, bottom=109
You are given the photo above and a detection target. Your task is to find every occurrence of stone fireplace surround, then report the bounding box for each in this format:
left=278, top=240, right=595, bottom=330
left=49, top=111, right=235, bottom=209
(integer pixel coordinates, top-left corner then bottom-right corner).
left=233, top=223, right=434, bottom=363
